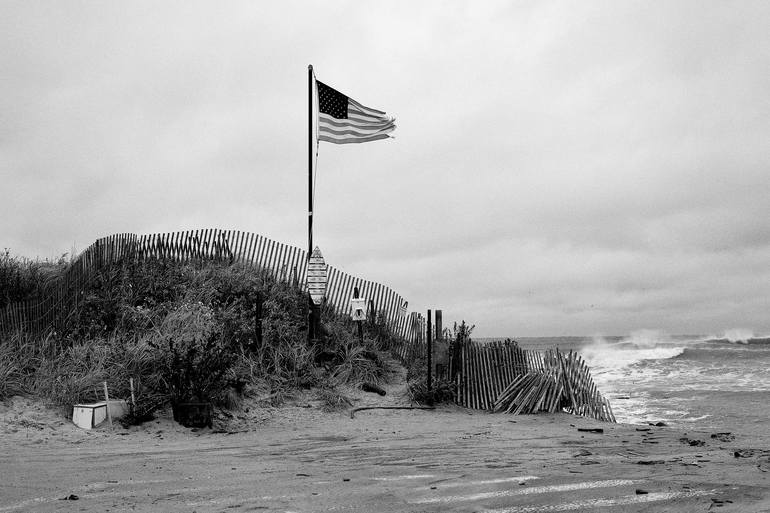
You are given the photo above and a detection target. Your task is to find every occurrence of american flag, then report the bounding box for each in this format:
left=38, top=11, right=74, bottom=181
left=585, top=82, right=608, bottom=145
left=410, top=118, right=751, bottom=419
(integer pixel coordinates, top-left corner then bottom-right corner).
left=316, top=80, right=396, bottom=144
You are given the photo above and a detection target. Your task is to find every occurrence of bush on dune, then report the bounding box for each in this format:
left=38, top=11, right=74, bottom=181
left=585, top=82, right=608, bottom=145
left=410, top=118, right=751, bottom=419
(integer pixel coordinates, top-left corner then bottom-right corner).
left=405, top=321, right=473, bottom=405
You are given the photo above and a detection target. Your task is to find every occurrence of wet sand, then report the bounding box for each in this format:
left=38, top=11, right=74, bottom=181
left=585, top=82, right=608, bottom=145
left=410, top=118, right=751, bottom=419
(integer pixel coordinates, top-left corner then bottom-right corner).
left=2, top=394, right=769, bottom=512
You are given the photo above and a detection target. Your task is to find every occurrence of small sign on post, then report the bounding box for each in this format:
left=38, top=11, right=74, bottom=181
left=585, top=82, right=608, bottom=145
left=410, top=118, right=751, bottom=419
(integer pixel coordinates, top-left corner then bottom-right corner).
left=350, top=288, right=366, bottom=345
left=399, top=300, right=408, bottom=318
left=350, top=298, right=367, bottom=321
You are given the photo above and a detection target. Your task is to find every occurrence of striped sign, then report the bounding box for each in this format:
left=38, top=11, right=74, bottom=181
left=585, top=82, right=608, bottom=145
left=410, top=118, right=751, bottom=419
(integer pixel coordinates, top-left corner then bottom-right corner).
left=306, top=247, right=327, bottom=305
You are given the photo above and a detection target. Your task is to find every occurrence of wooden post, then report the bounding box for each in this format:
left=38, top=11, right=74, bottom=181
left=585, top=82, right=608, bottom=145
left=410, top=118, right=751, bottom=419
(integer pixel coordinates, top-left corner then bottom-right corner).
left=307, top=295, right=320, bottom=341
left=462, top=343, right=468, bottom=407
left=354, top=287, right=363, bottom=345
left=450, top=325, right=461, bottom=380
left=129, top=378, right=136, bottom=414
left=314, top=301, right=321, bottom=341
left=103, top=381, right=113, bottom=429
left=427, top=309, right=432, bottom=397
left=435, top=310, right=442, bottom=342
left=368, top=299, right=376, bottom=330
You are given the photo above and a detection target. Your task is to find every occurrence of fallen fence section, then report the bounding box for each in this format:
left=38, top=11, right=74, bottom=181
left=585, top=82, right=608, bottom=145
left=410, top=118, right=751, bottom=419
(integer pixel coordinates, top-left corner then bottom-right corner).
left=445, top=341, right=615, bottom=423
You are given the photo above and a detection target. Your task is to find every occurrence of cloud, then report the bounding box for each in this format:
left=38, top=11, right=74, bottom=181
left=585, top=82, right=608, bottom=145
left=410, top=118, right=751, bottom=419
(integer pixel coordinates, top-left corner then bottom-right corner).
left=1, top=0, right=768, bottom=335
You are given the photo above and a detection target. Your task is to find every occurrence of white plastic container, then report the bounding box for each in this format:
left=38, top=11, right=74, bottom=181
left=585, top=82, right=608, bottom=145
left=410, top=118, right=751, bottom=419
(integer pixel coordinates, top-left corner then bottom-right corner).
left=72, top=400, right=128, bottom=429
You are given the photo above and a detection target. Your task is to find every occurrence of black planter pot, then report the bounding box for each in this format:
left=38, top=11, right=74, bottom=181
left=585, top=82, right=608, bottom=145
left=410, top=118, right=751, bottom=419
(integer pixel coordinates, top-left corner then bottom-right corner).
left=172, top=401, right=213, bottom=428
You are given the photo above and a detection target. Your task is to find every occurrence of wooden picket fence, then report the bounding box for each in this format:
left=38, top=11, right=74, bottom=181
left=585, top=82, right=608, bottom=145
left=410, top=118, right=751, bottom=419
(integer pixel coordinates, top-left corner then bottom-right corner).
left=445, top=340, right=615, bottom=422
left=447, top=340, right=530, bottom=410
left=1, top=229, right=613, bottom=421
left=389, top=312, right=427, bottom=362
left=0, top=233, right=139, bottom=339
left=0, top=229, right=426, bottom=352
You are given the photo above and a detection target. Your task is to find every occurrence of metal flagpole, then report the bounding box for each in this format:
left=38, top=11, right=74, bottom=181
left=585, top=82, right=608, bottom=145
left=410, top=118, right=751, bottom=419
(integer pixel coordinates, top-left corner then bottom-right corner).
left=307, top=64, right=316, bottom=342
left=308, top=64, right=314, bottom=261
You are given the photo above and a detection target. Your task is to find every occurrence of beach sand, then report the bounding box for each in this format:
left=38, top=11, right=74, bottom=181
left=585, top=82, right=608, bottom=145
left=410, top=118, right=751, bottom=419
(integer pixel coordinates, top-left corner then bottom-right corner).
left=2, top=382, right=769, bottom=512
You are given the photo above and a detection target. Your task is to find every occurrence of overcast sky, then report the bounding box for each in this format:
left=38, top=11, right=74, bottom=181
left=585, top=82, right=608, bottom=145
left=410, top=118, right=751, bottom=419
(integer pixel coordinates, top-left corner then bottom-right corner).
left=2, top=1, right=768, bottom=337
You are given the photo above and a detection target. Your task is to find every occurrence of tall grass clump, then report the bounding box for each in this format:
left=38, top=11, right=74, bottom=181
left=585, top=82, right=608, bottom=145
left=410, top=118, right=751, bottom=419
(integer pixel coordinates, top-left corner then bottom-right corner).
left=319, top=303, right=398, bottom=387
left=405, top=320, right=474, bottom=405
left=0, top=249, right=67, bottom=308
left=0, top=341, right=25, bottom=399
left=0, top=332, right=55, bottom=400
left=31, top=335, right=161, bottom=415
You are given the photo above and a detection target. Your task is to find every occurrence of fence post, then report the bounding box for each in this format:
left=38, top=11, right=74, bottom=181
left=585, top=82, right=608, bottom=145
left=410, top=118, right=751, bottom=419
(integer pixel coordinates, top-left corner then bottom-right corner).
left=354, top=287, right=363, bottom=345
left=434, top=309, right=444, bottom=379
left=427, top=309, right=432, bottom=399
left=368, top=299, right=376, bottom=330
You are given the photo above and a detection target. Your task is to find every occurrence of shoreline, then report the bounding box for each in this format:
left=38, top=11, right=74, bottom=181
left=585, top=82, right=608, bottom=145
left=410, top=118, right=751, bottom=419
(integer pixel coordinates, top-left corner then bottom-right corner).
left=2, top=395, right=769, bottom=512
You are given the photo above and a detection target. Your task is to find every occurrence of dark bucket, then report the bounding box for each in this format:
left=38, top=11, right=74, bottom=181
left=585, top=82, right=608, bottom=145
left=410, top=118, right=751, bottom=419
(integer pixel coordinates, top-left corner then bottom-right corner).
left=172, top=402, right=213, bottom=428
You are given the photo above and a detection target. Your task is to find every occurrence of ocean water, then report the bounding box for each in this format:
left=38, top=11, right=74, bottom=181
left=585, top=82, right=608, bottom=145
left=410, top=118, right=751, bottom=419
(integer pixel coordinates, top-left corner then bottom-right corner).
left=484, top=330, right=770, bottom=431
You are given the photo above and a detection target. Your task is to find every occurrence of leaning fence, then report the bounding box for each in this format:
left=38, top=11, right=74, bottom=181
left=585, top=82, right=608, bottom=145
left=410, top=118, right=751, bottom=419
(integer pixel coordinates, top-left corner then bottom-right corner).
left=441, top=340, right=615, bottom=422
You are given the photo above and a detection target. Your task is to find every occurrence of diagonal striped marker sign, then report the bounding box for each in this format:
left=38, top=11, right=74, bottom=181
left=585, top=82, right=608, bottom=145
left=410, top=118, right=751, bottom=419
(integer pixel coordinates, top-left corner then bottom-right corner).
left=307, top=247, right=328, bottom=305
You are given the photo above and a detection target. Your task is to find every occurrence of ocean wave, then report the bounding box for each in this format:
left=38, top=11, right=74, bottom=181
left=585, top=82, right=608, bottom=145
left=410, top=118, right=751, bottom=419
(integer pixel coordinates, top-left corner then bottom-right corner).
left=695, top=338, right=770, bottom=348
left=582, top=329, right=770, bottom=430
left=697, top=329, right=770, bottom=345
left=676, top=346, right=770, bottom=367
left=581, top=331, right=687, bottom=370
left=580, top=329, right=770, bottom=371
left=721, top=328, right=755, bottom=343
left=620, top=329, right=673, bottom=348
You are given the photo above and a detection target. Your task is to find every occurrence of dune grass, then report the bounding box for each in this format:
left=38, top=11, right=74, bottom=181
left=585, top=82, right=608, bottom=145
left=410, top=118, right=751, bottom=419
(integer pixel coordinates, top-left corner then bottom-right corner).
left=0, top=249, right=69, bottom=309
left=0, top=257, right=404, bottom=422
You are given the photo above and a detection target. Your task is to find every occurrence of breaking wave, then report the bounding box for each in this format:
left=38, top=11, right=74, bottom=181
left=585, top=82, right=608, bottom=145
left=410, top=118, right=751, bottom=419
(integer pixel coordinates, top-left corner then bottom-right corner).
left=719, top=328, right=755, bottom=344
left=580, top=330, right=687, bottom=371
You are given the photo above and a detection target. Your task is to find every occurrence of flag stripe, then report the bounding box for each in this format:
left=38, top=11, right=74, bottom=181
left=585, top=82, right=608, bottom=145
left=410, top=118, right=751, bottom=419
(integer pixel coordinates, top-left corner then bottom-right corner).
left=318, top=114, right=395, bottom=130
left=320, top=113, right=394, bottom=129
left=319, top=133, right=391, bottom=144
left=319, top=119, right=395, bottom=137
left=349, top=97, right=387, bottom=117
left=319, top=130, right=393, bottom=141
left=319, top=117, right=394, bottom=133
left=348, top=106, right=392, bottom=123
left=319, top=127, right=395, bottom=137
left=318, top=125, right=395, bottom=138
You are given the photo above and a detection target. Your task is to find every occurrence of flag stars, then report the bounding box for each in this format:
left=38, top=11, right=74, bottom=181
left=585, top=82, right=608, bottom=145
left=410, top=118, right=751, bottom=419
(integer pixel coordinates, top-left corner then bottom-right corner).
left=317, top=80, right=349, bottom=119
